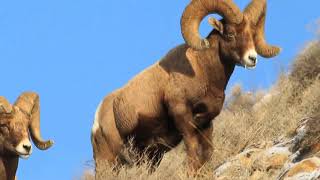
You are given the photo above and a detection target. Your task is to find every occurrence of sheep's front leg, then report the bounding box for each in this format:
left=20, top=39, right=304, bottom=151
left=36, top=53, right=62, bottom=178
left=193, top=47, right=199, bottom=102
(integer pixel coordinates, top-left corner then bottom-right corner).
left=168, top=103, right=202, bottom=174
left=198, top=123, right=213, bottom=165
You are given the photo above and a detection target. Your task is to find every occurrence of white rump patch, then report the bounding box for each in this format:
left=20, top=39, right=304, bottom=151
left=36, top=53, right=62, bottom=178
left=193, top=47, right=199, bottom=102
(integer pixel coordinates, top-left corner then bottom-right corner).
left=92, top=101, right=102, bottom=134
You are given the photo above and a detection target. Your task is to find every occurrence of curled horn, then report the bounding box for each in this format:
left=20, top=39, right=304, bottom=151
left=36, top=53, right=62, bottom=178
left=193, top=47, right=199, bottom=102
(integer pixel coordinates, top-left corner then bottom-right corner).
left=15, top=92, right=54, bottom=150
left=0, top=96, right=12, bottom=114
left=244, top=0, right=281, bottom=57
left=181, top=0, right=243, bottom=50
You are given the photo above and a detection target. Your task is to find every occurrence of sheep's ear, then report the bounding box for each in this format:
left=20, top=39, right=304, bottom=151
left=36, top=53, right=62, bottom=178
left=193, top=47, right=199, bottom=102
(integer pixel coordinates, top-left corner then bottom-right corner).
left=0, top=96, right=12, bottom=114
left=208, top=17, right=224, bottom=35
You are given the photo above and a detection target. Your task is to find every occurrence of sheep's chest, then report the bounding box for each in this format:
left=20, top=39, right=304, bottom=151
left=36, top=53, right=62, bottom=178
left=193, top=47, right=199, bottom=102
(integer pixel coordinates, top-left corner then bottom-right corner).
left=189, top=85, right=225, bottom=129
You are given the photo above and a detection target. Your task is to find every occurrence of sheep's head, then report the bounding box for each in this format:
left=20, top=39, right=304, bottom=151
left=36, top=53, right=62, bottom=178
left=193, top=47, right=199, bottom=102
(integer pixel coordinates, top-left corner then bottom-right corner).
left=181, top=0, right=281, bottom=69
left=0, top=92, right=53, bottom=159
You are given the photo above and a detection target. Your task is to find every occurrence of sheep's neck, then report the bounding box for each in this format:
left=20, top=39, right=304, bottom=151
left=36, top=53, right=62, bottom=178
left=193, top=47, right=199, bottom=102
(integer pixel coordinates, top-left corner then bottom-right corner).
left=195, top=38, right=235, bottom=91
left=0, top=155, right=18, bottom=180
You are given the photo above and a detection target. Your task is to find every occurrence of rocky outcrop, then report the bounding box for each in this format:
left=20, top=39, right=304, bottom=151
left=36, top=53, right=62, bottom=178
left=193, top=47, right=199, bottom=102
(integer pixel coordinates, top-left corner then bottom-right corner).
left=213, top=115, right=320, bottom=180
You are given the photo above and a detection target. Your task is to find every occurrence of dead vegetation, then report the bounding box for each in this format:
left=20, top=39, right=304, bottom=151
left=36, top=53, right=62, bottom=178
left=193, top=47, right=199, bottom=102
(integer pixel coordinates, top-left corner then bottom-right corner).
left=82, top=40, right=320, bottom=180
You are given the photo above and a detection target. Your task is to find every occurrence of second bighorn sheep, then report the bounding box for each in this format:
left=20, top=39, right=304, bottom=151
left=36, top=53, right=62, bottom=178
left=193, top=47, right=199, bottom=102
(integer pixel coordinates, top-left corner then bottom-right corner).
left=0, top=92, right=53, bottom=180
left=91, top=0, right=281, bottom=174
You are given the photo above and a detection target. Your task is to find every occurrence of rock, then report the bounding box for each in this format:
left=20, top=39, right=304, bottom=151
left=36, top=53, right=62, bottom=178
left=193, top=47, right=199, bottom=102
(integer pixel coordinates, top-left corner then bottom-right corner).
left=284, top=157, right=320, bottom=179
left=253, top=146, right=292, bottom=172
left=214, top=148, right=262, bottom=179
left=213, top=116, right=320, bottom=180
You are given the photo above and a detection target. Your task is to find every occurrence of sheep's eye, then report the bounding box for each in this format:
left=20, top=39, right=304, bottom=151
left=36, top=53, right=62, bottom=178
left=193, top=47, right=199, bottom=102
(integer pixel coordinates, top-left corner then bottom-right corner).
left=0, top=124, right=9, bottom=133
left=225, top=33, right=235, bottom=40
left=0, top=124, right=8, bottom=128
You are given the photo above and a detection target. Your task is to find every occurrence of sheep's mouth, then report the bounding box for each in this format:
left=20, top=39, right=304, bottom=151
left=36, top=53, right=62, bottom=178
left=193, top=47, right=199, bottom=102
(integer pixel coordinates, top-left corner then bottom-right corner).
left=237, top=59, right=257, bottom=69
left=244, top=63, right=257, bottom=69
left=236, top=62, right=256, bottom=69
left=14, top=148, right=32, bottom=159
left=19, top=154, right=31, bottom=159
left=15, top=151, right=31, bottom=159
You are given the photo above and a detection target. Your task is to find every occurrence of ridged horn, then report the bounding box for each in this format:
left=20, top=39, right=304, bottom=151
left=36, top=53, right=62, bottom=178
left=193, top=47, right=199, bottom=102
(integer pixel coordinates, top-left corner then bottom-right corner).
left=0, top=96, right=12, bottom=114
left=244, top=0, right=281, bottom=57
left=14, top=92, right=54, bottom=150
left=181, top=0, right=243, bottom=50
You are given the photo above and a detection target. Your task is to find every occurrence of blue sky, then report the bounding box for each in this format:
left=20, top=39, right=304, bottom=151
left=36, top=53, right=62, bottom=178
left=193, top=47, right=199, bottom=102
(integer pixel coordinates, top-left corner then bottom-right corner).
left=0, top=0, right=319, bottom=179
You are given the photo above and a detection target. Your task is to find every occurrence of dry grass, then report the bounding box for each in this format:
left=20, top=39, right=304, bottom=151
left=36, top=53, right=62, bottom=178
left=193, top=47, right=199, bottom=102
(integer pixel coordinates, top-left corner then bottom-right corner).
left=81, top=40, right=320, bottom=180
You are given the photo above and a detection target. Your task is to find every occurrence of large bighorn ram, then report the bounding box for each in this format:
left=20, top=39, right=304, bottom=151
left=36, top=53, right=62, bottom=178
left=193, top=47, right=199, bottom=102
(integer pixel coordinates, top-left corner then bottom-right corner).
left=91, top=0, right=280, bottom=175
left=0, top=92, right=53, bottom=180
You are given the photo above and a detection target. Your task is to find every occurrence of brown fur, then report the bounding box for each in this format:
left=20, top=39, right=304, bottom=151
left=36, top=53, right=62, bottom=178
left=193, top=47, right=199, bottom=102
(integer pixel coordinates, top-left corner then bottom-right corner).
left=0, top=92, right=53, bottom=180
left=92, top=0, right=280, bottom=176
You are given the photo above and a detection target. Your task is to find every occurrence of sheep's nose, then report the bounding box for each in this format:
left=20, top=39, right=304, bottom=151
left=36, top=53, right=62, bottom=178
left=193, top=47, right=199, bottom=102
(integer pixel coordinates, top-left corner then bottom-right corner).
left=249, top=55, right=257, bottom=64
left=23, top=144, right=31, bottom=152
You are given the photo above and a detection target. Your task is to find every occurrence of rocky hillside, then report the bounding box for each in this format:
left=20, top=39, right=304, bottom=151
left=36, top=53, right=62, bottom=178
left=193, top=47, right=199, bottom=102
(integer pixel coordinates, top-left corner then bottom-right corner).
left=214, top=116, right=320, bottom=179
left=210, top=40, right=320, bottom=179
left=82, top=40, right=320, bottom=180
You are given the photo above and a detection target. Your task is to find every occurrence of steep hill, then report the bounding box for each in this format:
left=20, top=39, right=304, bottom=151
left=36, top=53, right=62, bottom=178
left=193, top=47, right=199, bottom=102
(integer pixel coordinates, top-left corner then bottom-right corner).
left=82, top=39, right=320, bottom=180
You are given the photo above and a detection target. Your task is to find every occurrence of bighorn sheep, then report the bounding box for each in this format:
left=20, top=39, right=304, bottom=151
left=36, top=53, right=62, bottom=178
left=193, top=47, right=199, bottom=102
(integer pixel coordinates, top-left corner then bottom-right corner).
left=0, top=92, right=53, bottom=180
left=91, top=0, right=280, bottom=175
